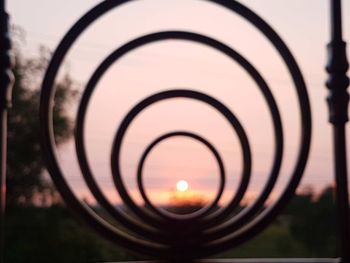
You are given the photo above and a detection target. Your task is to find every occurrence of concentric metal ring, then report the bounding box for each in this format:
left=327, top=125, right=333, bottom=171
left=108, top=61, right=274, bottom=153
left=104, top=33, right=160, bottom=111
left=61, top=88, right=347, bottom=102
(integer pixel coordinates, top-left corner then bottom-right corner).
left=110, top=89, right=251, bottom=227
left=75, top=31, right=281, bottom=234
left=40, top=0, right=311, bottom=259
left=137, top=131, right=225, bottom=221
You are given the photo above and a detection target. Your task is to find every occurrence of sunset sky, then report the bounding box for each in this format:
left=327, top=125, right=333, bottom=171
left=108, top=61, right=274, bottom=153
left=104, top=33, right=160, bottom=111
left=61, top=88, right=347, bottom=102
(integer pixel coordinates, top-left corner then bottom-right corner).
left=7, top=0, right=350, bottom=208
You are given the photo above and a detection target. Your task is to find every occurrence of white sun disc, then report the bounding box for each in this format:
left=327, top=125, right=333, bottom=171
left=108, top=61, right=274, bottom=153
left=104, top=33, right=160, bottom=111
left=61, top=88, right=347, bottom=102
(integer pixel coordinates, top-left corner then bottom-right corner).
left=176, top=180, right=189, bottom=192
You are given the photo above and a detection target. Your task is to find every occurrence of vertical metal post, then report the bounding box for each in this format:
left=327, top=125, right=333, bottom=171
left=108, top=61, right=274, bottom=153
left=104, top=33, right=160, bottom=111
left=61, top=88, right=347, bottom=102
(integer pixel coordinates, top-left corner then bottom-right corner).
left=326, top=0, right=350, bottom=262
left=0, top=0, right=13, bottom=262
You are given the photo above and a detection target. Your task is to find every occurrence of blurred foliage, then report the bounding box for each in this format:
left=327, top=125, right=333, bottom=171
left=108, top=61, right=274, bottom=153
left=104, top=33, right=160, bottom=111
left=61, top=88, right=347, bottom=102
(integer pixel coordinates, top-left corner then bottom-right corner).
left=284, top=186, right=338, bottom=257
left=221, top=224, right=308, bottom=258
left=5, top=206, right=132, bottom=263
left=220, top=186, right=338, bottom=259
left=7, top=43, right=77, bottom=207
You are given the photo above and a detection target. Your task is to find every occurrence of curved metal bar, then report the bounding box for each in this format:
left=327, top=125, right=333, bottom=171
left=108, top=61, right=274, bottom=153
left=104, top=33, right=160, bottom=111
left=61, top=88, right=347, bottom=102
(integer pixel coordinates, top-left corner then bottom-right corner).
left=39, top=1, right=186, bottom=258
left=187, top=1, right=312, bottom=257
left=76, top=31, right=280, bottom=234
left=39, top=0, right=311, bottom=259
left=76, top=80, right=174, bottom=242
left=110, top=90, right=250, bottom=228
left=137, top=131, right=225, bottom=221
left=75, top=32, right=254, bottom=237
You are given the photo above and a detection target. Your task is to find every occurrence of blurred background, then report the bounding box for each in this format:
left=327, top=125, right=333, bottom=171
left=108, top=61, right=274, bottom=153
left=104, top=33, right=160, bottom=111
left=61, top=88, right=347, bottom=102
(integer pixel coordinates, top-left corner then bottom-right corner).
left=4, top=0, right=350, bottom=262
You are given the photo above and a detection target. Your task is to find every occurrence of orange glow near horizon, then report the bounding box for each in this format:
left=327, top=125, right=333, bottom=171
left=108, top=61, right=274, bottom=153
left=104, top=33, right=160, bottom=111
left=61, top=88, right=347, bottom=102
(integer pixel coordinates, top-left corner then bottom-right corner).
left=80, top=188, right=265, bottom=207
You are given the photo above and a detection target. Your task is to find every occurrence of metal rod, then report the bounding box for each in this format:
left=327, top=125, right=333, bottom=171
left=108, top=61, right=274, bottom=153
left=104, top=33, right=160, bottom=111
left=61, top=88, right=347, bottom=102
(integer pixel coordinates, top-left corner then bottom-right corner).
left=330, top=0, right=343, bottom=42
left=0, top=0, right=13, bottom=261
left=0, top=8, right=5, bottom=263
left=326, top=0, right=350, bottom=262
left=0, top=108, right=7, bottom=263
left=332, top=126, right=350, bottom=262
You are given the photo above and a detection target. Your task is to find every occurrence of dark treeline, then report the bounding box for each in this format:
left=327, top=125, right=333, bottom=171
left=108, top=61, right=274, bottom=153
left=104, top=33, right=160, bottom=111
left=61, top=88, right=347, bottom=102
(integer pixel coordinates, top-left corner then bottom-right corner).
left=223, top=186, right=338, bottom=259
left=4, top=186, right=338, bottom=262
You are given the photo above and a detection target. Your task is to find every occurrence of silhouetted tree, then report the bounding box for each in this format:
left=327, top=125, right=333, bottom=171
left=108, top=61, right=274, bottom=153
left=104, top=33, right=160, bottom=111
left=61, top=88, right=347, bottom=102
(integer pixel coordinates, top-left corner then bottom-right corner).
left=286, top=186, right=337, bottom=256
left=6, top=45, right=76, bottom=207
left=5, top=206, right=131, bottom=263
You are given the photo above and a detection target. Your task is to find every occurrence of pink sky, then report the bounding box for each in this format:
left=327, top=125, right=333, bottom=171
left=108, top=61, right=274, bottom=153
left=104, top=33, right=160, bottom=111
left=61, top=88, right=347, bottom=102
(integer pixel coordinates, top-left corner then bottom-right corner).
left=8, top=0, right=350, bottom=207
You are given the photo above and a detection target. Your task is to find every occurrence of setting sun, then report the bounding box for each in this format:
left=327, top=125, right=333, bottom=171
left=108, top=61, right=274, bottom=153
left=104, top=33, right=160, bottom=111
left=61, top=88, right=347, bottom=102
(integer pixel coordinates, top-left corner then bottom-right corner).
left=176, top=180, right=189, bottom=192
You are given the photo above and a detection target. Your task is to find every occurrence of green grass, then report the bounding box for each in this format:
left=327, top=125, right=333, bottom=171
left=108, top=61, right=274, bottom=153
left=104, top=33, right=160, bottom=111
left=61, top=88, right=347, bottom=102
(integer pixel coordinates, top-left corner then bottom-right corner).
left=219, top=223, right=309, bottom=258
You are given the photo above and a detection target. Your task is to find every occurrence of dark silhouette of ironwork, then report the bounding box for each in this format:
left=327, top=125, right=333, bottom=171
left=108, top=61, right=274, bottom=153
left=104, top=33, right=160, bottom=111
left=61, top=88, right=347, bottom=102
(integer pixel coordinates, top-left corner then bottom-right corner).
left=0, top=0, right=13, bottom=262
left=136, top=131, right=226, bottom=221
left=39, top=0, right=311, bottom=260
left=326, top=0, right=350, bottom=262
left=0, top=0, right=347, bottom=262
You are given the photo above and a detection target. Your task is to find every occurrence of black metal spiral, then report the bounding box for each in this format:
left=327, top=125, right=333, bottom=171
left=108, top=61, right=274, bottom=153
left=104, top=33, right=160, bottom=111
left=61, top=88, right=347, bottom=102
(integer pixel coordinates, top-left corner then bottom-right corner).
left=40, top=0, right=312, bottom=260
